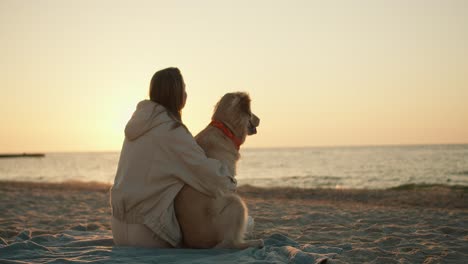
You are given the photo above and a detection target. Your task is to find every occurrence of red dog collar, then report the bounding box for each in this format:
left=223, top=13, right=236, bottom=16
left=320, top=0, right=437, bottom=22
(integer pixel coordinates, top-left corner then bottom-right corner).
left=209, top=120, right=242, bottom=150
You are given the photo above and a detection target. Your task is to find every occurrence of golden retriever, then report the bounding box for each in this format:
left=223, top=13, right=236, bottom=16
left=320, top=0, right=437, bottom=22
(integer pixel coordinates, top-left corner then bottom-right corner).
left=174, top=92, right=263, bottom=249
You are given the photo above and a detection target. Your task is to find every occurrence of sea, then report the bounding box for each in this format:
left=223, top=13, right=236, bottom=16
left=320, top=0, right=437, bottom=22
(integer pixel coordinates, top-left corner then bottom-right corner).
left=1, top=144, right=467, bottom=189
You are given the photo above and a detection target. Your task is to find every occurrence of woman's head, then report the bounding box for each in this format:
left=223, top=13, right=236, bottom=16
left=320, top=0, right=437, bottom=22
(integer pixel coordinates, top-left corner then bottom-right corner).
left=149, top=67, right=187, bottom=121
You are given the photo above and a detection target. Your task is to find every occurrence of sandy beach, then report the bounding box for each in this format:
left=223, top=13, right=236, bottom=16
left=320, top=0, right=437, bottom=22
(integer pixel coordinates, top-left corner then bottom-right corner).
left=0, top=181, right=467, bottom=263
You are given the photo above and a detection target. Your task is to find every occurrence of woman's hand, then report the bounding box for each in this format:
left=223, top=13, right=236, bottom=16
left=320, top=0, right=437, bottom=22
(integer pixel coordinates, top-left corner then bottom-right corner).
left=214, top=175, right=237, bottom=197
left=227, top=176, right=237, bottom=192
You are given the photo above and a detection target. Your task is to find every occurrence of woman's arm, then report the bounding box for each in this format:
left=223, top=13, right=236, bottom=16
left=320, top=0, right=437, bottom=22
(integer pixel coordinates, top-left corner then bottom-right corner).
left=163, top=126, right=237, bottom=198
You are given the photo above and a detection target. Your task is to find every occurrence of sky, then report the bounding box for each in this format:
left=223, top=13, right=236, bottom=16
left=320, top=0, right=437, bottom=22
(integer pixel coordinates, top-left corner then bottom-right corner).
left=1, top=0, right=467, bottom=152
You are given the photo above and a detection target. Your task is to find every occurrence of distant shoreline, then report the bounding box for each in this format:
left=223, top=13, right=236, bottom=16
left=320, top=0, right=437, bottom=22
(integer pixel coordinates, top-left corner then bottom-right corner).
left=0, top=153, right=45, bottom=158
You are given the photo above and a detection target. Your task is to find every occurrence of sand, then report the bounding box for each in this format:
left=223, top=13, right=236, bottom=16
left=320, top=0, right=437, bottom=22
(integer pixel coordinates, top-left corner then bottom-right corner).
left=0, top=181, right=467, bottom=263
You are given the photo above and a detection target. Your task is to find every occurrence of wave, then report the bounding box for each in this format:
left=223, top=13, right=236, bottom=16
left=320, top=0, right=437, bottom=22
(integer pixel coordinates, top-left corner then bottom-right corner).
left=240, top=175, right=343, bottom=181
left=1, top=180, right=467, bottom=209
left=3, top=180, right=467, bottom=192
left=237, top=184, right=468, bottom=209
left=453, top=170, right=468, bottom=176
left=0, top=180, right=111, bottom=192
left=389, top=183, right=468, bottom=191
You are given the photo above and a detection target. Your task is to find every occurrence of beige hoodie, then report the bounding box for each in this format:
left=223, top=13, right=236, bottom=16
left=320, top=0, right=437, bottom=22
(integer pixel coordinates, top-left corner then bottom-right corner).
left=110, top=100, right=236, bottom=247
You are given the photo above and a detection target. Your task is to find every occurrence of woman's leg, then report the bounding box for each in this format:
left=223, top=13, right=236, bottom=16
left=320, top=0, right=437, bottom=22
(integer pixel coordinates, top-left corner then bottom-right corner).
left=111, top=216, right=171, bottom=248
left=111, top=216, right=128, bottom=246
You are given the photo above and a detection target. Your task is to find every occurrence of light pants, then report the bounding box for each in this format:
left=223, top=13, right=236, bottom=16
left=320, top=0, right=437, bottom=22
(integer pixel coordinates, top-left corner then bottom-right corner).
left=111, top=216, right=172, bottom=248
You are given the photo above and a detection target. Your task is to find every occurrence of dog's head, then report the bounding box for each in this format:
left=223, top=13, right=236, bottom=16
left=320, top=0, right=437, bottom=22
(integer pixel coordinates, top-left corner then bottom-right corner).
left=212, top=92, right=260, bottom=142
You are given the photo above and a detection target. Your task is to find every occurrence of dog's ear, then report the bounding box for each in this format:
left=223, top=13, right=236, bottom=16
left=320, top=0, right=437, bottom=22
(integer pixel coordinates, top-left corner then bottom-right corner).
left=213, top=93, right=236, bottom=117
left=230, top=94, right=240, bottom=107
left=237, top=93, right=251, bottom=114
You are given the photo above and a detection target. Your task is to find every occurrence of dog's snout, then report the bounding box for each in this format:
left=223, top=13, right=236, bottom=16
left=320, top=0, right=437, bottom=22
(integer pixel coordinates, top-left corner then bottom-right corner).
left=250, top=113, right=260, bottom=127
left=248, top=113, right=259, bottom=136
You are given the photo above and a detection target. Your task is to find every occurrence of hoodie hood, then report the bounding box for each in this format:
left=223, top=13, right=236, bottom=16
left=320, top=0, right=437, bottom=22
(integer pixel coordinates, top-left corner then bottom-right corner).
left=124, top=100, right=173, bottom=141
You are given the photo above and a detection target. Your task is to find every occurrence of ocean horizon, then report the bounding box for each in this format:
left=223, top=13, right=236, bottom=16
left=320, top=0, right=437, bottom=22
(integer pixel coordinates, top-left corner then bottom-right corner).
left=1, top=143, right=467, bottom=189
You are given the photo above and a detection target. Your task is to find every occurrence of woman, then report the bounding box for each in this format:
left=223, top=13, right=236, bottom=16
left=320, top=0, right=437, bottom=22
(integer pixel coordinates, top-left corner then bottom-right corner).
left=110, top=67, right=236, bottom=248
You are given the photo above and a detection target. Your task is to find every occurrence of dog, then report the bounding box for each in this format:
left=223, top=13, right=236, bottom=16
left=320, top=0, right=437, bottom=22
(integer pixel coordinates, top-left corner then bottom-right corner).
left=174, top=92, right=263, bottom=249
